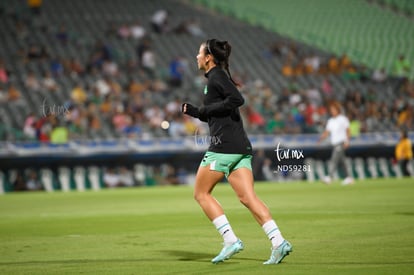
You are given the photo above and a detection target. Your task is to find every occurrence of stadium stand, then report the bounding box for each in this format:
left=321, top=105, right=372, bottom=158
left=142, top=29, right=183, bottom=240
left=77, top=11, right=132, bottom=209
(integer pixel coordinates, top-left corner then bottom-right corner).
left=194, top=0, right=414, bottom=79
left=0, top=0, right=413, bottom=192
left=0, top=0, right=413, bottom=142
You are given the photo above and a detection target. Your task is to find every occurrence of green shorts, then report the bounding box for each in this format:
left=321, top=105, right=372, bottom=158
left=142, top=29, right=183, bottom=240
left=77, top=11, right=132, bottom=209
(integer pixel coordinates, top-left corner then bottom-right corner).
left=200, top=151, right=252, bottom=178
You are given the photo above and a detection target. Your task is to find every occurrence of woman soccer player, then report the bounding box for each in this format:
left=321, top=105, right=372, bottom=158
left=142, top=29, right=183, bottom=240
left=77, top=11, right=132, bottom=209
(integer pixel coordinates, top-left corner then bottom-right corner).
left=182, top=39, right=292, bottom=264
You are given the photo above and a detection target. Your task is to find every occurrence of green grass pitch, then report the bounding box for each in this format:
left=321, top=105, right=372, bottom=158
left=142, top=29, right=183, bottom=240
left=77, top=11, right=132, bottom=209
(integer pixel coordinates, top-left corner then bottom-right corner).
left=1, top=178, right=413, bottom=275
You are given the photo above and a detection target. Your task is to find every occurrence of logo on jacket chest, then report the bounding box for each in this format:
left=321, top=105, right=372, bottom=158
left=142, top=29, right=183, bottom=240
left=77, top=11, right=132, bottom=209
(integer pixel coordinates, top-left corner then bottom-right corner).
left=203, top=85, right=208, bottom=95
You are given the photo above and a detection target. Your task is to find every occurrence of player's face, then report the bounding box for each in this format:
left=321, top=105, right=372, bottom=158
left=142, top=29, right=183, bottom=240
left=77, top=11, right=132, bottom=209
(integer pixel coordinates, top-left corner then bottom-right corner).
left=329, top=106, right=339, bottom=116
left=196, top=44, right=210, bottom=71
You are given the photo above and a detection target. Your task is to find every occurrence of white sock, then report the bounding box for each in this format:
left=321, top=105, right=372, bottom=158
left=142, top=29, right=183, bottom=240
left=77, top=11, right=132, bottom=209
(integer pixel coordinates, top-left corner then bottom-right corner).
left=212, top=215, right=238, bottom=244
left=262, top=220, right=284, bottom=248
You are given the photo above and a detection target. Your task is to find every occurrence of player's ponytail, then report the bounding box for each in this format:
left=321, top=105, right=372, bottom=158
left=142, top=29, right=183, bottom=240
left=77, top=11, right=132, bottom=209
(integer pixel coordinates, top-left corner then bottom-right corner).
left=205, top=39, right=239, bottom=86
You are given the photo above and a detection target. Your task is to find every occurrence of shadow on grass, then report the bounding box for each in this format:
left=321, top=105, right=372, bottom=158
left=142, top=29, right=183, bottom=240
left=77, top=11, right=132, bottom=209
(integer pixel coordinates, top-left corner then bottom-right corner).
left=162, top=250, right=263, bottom=263
left=163, top=250, right=211, bottom=262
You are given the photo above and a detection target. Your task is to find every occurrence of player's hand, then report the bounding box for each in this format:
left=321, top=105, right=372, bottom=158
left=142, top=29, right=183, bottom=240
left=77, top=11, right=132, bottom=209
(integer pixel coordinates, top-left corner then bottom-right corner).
left=343, top=140, right=350, bottom=149
left=181, top=103, right=199, bottom=118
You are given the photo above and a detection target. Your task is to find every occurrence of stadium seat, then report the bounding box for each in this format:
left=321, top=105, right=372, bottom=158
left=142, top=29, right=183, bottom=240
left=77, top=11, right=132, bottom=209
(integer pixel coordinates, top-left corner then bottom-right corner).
left=40, top=168, right=55, bottom=192
left=87, top=166, right=102, bottom=191
left=314, top=160, right=326, bottom=181
left=378, top=158, right=391, bottom=178
left=304, top=158, right=315, bottom=182
left=367, top=157, right=379, bottom=178
left=354, top=158, right=366, bottom=180
left=0, top=171, right=4, bottom=194
left=58, top=166, right=71, bottom=192
left=74, top=166, right=86, bottom=192
left=391, top=160, right=403, bottom=178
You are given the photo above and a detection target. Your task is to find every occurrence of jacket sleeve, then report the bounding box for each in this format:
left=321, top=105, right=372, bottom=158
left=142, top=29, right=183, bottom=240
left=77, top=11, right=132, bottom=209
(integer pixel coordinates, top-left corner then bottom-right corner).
left=200, top=77, right=244, bottom=117
left=182, top=103, right=208, bottom=122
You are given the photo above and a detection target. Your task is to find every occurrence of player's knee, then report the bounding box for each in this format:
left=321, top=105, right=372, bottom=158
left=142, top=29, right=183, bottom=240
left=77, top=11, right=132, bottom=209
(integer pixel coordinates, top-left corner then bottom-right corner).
left=193, top=191, right=207, bottom=204
left=238, top=194, right=253, bottom=208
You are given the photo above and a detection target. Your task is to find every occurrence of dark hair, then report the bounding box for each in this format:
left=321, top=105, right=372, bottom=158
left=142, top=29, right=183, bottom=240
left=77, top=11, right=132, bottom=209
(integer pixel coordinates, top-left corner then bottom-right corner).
left=204, top=39, right=238, bottom=86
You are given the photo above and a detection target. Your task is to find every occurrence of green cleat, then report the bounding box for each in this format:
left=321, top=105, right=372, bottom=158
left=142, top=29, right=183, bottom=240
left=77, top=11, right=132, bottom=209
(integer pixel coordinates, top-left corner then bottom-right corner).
left=211, top=239, right=244, bottom=264
left=263, top=240, right=292, bottom=265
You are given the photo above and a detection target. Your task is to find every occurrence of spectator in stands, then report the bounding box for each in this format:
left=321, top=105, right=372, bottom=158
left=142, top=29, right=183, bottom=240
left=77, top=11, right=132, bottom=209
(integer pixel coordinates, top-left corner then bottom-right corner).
left=108, top=77, right=122, bottom=96
left=395, top=130, right=413, bottom=177
left=94, top=77, right=111, bottom=97
left=118, top=166, right=135, bottom=186
left=150, top=78, right=169, bottom=94
left=12, top=174, right=27, bottom=191
left=168, top=113, right=186, bottom=137
left=112, top=108, right=131, bottom=133
left=24, top=71, right=41, bottom=92
left=141, top=46, right=157, bottom=78
left=339, top=53, right=351, bottom=71
left=103, top=168, right=121, bottom=188
left=394, top=55, right=411, bottom=80
left=130, top=21, right=146, bottom=40
left=118, top=23, right=131, bottom=39
left=302, top=100, right=318, bottom=133
left=127, top=78, right=147, bottom=95
left=282, top=61, right=294, bottom=77
left=321, top=78, right=332, bottom=96
left=27, top=0, right=43, bottom=16
left=7, top=83, right=22, bottom=102
left=185, top=19, right=206, bottom=37
left=136, top=37, right=151, bottom=68
left=168, top=57, right=185, bottom=88
left=122, top=115, right=142, bottom=138
left=151, top=9, right=169, bottom=33
left=318, top=101, right=354, bottom=185
left=173, top=18, right=206, bottom=37
left=38, top=121, right=51, bottom=142
left=183, top=115, right=199, bottom=135
left=102, top=60, right=119, bottom=77
left=266, top=112, right=285, bottom=134
left=145, top=105, right=165, bottom=129
left=26, top=45, right=49, bottom=61
left=50, top=121, right=68, bottom=144
left=305, top=86, right=322, bottom=106
left=394, top=55, right=411, bottom=92
left=304, top=55, right=321, bottom=74
left=397, top=104, right=413, bottom=129
left=56, top=24, right=69, bottom=44
left=26, top=170, right=43, bottom=191
left=327, top=56, right=340, bottom=74
left=0, top=60, right=8, bottom=84
left=86, top=102, right=101, bottom=137
left=100, top=94, right=113, bottom=116
left=23, top=113, right=37, bottom=139
left=348, top=113, right=361, bottom=137
left=68, top=57, right=85, bottom=77
left=42, top=71, right=59, bottom=92
left=372, top=67, right=387, bottom=83
left=70, top=83, right=87, bottom=104
left=245, top=106, right=265, bottom=132
left=50, top=58, right=64, bottom=76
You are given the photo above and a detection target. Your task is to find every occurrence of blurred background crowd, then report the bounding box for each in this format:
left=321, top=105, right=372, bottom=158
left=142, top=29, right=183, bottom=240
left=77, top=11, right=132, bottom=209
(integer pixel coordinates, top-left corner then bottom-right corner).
left=0, top=0, right=413, bottom=190
left=0, top=0, right=412, bottom=144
